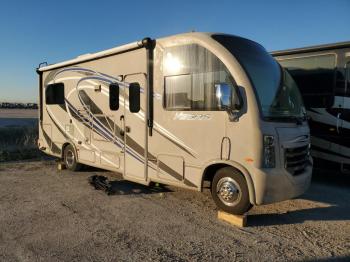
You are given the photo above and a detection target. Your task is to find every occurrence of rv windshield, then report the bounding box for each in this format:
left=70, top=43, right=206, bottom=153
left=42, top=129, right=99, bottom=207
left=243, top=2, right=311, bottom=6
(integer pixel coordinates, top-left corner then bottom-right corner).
left=212, top=34, right=305, bottom=120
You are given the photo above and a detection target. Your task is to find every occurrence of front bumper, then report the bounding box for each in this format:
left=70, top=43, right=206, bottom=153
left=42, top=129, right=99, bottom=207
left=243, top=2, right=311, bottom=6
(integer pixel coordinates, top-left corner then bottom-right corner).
left=251, top=162, right=312, bottom=205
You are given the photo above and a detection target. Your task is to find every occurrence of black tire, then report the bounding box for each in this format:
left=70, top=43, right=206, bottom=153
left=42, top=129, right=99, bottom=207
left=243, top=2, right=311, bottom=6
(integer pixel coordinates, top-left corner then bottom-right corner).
left=63, top=144, right=82, bottom=171
left=211, top=167, right=252, bottom=215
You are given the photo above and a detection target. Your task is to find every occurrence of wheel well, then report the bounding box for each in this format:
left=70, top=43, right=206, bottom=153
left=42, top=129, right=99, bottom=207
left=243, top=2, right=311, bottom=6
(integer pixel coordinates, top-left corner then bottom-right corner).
left=202, top=162, right=255, bottom=205
left=61, top=142, right=71, bottom=159
left=201, top=163, right=249, bottom=190
left=201, top=163, right=229, bottom=190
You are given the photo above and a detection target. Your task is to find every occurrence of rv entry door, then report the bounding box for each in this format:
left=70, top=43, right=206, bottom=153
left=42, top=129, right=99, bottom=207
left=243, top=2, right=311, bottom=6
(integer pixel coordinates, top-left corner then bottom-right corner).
left=122, top=73, right=148, bottom=183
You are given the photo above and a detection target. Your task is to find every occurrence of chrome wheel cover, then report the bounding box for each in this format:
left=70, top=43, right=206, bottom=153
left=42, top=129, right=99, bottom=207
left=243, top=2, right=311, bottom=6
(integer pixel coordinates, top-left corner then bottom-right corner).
left=216, top=177, right=241, bottom=206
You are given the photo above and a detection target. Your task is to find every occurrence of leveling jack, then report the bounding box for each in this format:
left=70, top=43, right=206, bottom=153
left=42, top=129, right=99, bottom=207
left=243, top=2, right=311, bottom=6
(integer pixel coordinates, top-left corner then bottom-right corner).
left=88, top=175, right=114, bottom=195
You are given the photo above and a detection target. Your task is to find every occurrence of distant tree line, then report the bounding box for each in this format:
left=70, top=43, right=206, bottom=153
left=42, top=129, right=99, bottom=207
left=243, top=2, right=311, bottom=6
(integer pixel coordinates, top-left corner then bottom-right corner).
left=0, top=102, right=38, bottom=109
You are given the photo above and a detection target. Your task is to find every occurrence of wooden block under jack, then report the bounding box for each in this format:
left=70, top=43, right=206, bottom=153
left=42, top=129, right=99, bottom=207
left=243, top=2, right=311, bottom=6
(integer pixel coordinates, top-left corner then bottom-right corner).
left=57, top=162, right=66, bottom=170
left=218, top=210, right=247, bottom=227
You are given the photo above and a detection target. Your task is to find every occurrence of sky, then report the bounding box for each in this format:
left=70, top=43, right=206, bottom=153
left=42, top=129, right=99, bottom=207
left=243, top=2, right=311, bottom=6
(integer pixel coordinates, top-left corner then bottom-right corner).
left=0, top=0, right=349, bottom=103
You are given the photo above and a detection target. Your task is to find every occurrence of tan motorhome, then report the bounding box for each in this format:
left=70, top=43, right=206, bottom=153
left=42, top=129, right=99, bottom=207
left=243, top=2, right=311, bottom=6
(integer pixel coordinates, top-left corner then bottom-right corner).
left=36, top=32, right=312, bottom=214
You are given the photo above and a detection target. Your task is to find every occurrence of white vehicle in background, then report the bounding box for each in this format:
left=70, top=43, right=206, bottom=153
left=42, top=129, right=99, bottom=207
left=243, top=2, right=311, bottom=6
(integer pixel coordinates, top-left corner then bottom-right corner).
left=37, top=32, right=312, bottom=214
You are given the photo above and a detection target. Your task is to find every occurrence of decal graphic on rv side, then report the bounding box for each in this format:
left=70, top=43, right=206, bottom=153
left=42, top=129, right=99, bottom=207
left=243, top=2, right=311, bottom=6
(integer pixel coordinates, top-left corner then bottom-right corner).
left=51, top=66, right=197, bottom=157
left=44, top=66, right=199, bottom=184
left=174, top=112, right=212, bottom=121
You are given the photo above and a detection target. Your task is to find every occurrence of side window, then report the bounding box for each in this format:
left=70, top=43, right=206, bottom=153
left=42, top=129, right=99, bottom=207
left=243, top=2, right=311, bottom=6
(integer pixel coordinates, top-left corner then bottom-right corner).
left=46, top=83, right=65, bottom=105
left=278, top=54, right=336, bottom=108
left=165, top=75, right=192, bottom=109
left=335, top=59, right=350, bottom=97
left=163, top=44, right=237, bottom=111
left=335, top=68, right=346, bottom=97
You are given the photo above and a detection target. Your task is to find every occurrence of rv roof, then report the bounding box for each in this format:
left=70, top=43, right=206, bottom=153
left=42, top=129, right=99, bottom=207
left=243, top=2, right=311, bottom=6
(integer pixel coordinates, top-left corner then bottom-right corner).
left=37, top=40, right=145, bottom=72
left=37, top=32, right=215, bottom=72
left=271, top=41, right=350, bottom=56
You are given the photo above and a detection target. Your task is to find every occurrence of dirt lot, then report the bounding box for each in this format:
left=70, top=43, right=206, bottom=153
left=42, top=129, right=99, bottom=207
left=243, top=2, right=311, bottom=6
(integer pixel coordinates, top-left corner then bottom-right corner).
left=0, top=160, right=349, bottom=261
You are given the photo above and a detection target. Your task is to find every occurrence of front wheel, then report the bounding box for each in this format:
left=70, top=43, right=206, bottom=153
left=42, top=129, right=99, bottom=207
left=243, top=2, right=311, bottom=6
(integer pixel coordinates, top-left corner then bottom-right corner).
left=63, top=144, right=82, bottom=171
left=211, top=167, right=252, bottom=215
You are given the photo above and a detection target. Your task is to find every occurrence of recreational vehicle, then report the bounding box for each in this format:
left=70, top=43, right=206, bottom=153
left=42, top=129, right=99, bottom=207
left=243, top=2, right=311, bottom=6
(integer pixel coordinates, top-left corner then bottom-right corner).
left=272, top=42, right=350, bottom=173
left=37, top=32, right=312, bottom=214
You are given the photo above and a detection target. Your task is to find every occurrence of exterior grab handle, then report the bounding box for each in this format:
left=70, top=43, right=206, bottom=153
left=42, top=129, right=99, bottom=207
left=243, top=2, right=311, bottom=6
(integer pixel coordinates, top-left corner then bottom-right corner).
left=336, top=113, right=341, bottom=133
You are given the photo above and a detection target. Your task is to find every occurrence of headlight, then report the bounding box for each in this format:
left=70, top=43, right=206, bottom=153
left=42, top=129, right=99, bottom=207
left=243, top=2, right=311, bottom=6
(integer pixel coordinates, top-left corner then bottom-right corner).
left=263, top=135, right=275, bottom=168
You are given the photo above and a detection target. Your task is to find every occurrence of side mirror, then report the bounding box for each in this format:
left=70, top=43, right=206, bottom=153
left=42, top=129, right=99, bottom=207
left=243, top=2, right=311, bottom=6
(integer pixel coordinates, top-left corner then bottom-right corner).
left=215, top=83, right=242, bottom=110
left=109, top=83, right=119, bottom=111
left=215, top=83, right=243, bottom=122
left=129, top=82, right=140, bottom=113
left=215, top=83, right=231, bottom=110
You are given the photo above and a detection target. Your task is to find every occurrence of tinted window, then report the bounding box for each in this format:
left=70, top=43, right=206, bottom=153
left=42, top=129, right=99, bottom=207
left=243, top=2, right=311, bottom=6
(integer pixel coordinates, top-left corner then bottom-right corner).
left=335, top=68, right=345, bottom=96
left=348, top=62, right=350, bottom=93
left=129, top=82, right=141, bottom=113
left=342, top=62, right=350, bottom=96
left=109, top=83, right=119, bottom=111
left=163, top=44, right=238, bottom=111
left=278, top=54, right=336, bottom=107
left=46, top=83, right=65, bottom=105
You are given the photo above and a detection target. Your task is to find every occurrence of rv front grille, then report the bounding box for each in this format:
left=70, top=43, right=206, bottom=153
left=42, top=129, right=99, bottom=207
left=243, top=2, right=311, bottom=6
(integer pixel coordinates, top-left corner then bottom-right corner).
left=285, top=145, right=310, bottom=175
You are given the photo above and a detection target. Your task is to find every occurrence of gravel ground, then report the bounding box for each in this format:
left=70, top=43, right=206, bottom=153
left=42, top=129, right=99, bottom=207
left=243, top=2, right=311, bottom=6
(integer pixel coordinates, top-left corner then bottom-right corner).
left=0, top=160, right=349, bottom=261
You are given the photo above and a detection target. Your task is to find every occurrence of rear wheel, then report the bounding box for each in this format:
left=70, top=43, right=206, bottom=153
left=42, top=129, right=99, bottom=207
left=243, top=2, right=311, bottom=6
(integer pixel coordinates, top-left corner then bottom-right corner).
left=211, top=167, right=252, bottom=215
left=63, top=144, right=82, bottom=171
